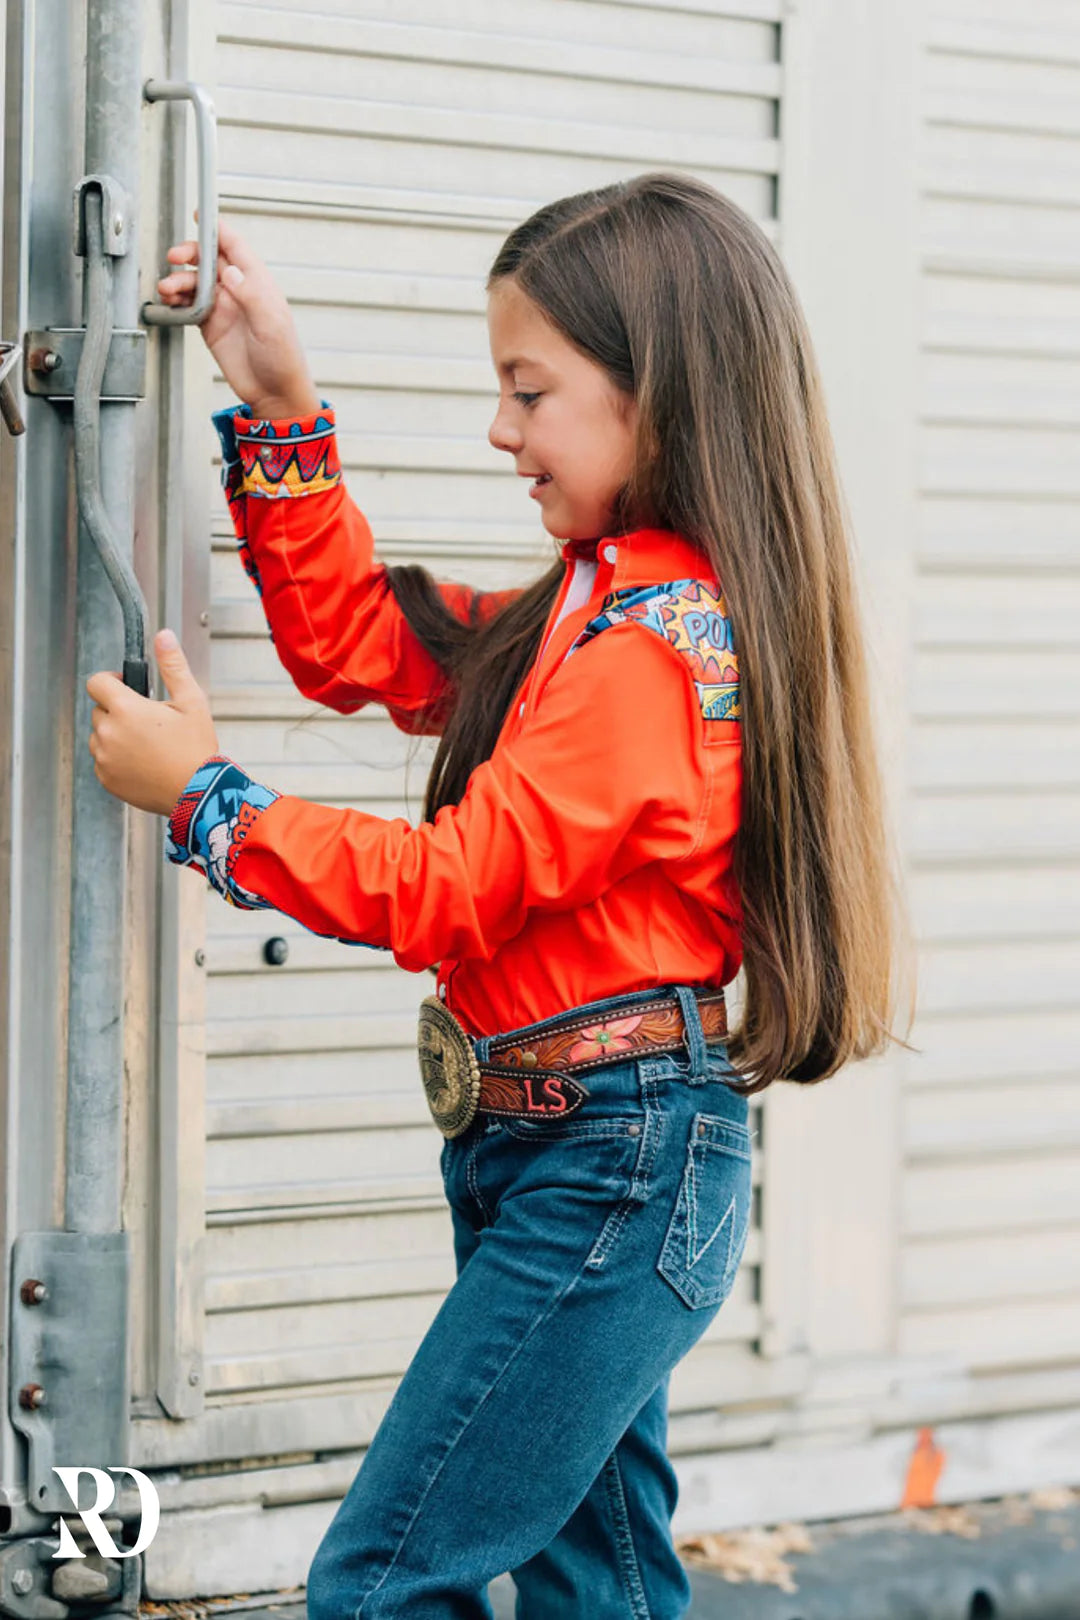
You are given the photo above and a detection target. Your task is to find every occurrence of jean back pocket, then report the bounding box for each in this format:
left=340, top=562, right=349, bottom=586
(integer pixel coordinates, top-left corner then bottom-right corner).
left=657, top=1111, right=752, bottom=1309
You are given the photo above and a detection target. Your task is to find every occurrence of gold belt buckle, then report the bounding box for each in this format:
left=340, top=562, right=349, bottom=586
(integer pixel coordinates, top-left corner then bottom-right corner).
left=417, top=996, right=482, bottom=1139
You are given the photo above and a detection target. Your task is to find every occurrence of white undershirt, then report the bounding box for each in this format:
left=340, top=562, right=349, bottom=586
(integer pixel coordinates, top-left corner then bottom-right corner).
left=542, top=558, right=598, bottom=657
left=522, top=559, right=599, bottom=716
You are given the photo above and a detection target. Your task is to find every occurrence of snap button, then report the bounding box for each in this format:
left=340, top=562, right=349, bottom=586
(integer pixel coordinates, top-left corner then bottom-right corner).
left=521, top=1050, right=538, bottom=1068
left=697, top=1122, right=707, bottom=1137
left=518, top=701, right=525, bottom=717
left=602, top=543, right=618, bottom=565
left=437, top=984, right=447, bottom=1001
left=627, top=1123, right=641, bottom=1137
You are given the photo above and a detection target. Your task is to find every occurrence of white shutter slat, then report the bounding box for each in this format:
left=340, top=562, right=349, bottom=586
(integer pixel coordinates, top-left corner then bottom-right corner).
left=910, top=863, right=1080, bottom=936
left=216, top=20, right=782, bottom=109
left=903, top=1227, right=1080, bottom=1310
left=912, top=722, right=1080, bottom=791
left=226, top=0, right=785, bottom=33
left=909, top=797, right=1080, bottom=863
left=914, top=942, right=1080, bottom=1012
left=907, top=1010, right=1080, bottom=1087
left=928, top=18, right=1080, bottom=63
left=919, top=494, right=1080, bottom=569
left=906, top=1078, right=1080, bottom=1158
left=904, top=1154, right=1080, bottom=1238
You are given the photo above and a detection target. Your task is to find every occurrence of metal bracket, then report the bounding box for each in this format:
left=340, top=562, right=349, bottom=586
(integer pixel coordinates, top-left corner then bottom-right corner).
left=0, top=1531, right=141, bottom=1620
left=73, top=176, right=131, bottom=259
left=9, top=1232, right=131, bottom=1517
left=0, top=1539, right=69, bottom=1620
left=23, top=330, right=146, bottom=402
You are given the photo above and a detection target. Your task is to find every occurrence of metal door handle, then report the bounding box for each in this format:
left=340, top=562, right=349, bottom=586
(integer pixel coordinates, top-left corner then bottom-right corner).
left=0, top=342, right=26, bottom=435
left=140, top=80, right=219, bottom=326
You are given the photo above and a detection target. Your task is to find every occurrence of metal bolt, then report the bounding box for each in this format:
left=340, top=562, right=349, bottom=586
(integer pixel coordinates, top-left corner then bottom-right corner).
left=188, top=1369, right=200, bottom=1386
left=263, top=936, right=288, bottom=967
left=29, top=349, right=62, bottom=374
left=18, top=1384, right=46, bottom=1410
left=198, top=609, right=210, bottom=627
left=11, top=1569, right=34, bottom=1594
left=194, top=948, right=206, bottom=967
left=113, top=214, right=123, bottom=236
left=19, top=1278, right=47, bottom=1305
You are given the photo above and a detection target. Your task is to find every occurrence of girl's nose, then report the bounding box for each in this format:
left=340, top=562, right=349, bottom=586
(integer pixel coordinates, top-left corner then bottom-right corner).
left=488, top=404, right=522, bottom=455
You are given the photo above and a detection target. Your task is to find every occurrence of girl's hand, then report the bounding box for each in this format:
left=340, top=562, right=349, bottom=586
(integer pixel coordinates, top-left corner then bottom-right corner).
left=87, top=630, right=221, bottom=815
left=156, top=213, right=320, bottom=419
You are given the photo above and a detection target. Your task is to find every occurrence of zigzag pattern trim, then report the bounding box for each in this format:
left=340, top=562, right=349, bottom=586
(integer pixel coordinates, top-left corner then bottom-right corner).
left=234, top=406, right=342, bottom=499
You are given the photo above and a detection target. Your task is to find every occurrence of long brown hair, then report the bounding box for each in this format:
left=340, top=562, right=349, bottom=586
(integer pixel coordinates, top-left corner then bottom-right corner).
left=383, top=171, right=911, bottom=1091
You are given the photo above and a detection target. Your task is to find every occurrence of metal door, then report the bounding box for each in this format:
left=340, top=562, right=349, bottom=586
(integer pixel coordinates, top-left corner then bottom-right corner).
left=0, top=0, right=217, bottom=1605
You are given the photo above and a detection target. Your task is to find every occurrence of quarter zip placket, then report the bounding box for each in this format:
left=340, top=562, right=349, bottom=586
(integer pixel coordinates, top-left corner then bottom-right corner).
left=515, top=545, right=615, bottom=726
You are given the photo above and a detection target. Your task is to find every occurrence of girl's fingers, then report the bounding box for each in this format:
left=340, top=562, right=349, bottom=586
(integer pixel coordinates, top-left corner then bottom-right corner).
left=157, top=268, right=198, bottom=291
left=212, top=216, right=259, bottom=273
left=158, top=248, right=243, bottom=296
left=155, top=274, right=200, bottom=307
left=166, top=220, right=256, bottom=275
left=165, top=238, right=200, bottom=264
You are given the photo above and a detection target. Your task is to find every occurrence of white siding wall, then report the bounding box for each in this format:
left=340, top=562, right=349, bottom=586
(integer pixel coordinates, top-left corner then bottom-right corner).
left=903, top=0, right=1080, bottom=1377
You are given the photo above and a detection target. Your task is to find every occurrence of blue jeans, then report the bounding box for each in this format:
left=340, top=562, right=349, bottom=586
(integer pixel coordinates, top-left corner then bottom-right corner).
left=306, top=984, right=753, bottom=1619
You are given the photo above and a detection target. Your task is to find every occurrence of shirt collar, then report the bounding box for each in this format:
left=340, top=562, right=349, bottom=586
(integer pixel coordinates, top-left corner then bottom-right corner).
left=559, top=526, right=714, bottom=589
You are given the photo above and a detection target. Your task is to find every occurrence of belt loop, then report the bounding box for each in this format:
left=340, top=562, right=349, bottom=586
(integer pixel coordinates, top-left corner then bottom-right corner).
left=472, top=1032, right=492, bottom=1064
left=674, top=985, right=709, bottom=1083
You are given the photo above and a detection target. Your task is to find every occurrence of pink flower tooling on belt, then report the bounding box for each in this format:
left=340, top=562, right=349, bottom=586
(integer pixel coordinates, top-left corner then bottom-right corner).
left=568, top=1014, right=644, bottom=1063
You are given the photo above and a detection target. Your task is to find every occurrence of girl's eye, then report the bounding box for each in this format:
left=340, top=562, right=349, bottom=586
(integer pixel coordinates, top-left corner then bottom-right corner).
left=513, top=390, right=541, bottom=408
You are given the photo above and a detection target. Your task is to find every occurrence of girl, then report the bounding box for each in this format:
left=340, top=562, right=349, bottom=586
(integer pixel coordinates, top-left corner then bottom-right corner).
left=89, top=171, right=906, bottom=1619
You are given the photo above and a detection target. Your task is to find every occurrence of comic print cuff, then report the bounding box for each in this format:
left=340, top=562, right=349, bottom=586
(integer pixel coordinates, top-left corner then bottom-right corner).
left=165, top=754, right=281, bottom=910
left=227, top=399, right=340, bottom=500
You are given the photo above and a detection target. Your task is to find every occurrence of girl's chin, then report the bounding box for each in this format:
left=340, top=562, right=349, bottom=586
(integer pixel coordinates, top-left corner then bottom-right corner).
left=544, top=521, right=603, bottom=543
left=539, top=503, right=609, bottom=543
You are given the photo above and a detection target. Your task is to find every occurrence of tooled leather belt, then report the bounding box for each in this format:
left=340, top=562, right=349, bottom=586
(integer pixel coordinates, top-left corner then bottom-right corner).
left=417, top=986, right=728, bottom=1139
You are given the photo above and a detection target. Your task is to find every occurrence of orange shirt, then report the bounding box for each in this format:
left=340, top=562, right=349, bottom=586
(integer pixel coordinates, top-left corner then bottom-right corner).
left=166, top=402, right=744, bottom=1037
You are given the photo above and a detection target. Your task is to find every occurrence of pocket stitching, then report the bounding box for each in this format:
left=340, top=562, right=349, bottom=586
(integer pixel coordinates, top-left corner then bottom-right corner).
left=685, top=1151, right=736, bottom=1276
left=657, top=1113, right=751, bottom=1310
left=498, top=1116, right=642, bottom=1142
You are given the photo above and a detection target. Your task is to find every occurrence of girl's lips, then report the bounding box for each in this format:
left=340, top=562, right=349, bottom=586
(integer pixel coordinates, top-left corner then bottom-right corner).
left=529, top=473, right=552, bottom=500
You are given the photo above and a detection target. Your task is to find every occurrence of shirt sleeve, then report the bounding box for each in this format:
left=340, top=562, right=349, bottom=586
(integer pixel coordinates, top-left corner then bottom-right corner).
left=165, top=621, right=738, bottom=973
left=215, top=399, right=522, bottom=733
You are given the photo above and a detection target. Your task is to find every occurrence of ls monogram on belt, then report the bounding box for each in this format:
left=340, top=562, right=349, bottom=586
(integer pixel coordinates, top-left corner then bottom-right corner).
left=416, top=988, right=728, bottom=1139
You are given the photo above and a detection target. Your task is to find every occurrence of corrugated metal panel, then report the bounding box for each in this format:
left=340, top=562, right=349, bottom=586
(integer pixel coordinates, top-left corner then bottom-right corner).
left=903, top=6, right=1080, bottom=1374
left=202, top=0, right=779, bottom=1426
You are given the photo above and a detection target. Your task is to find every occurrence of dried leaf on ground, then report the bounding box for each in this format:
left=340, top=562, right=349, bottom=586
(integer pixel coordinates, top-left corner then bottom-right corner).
left=138, top=1592, right=303, bottom=1620
left=1028, top=1486, right=1078, bottom=1512
left=1000, top=1495, right=1034, bottom=1526
left=676, top=1523, right=812, bottom=1593
left=901, top=1505, right=981, bottom=1539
